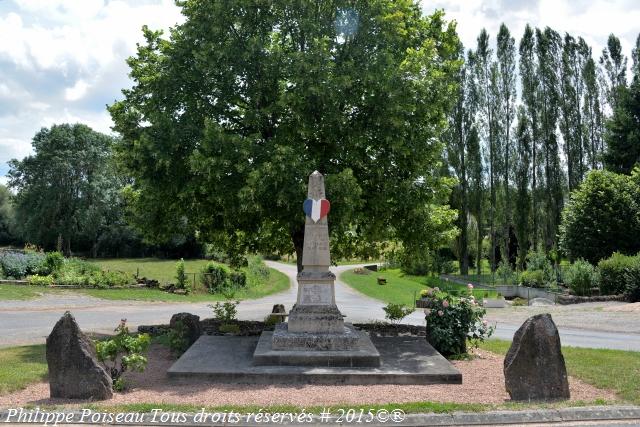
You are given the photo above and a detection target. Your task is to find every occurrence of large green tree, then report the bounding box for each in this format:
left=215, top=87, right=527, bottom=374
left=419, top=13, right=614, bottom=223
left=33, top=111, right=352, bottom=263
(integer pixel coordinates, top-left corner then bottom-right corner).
left=8, top=124, right=119, bottom=255
left=560, top=169, right=640, bottom=263
left=604, top=74, right=640, bottom=174
left=109, top=0, right=460, bottom=272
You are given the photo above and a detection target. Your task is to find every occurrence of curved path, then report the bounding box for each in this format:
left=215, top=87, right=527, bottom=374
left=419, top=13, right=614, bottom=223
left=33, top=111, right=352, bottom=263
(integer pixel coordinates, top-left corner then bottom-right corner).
left=0, top=262, right=638, bottom=351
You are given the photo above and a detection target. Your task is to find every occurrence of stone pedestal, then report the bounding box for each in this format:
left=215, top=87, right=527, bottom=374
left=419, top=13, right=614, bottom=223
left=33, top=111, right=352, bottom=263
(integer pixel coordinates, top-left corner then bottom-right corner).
left=252, top=171, right=380, bottom=367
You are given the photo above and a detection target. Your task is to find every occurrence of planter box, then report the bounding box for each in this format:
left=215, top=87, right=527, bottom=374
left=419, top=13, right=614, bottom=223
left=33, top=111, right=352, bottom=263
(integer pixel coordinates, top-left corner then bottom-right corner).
left=482, top=297, right=506, bottom=308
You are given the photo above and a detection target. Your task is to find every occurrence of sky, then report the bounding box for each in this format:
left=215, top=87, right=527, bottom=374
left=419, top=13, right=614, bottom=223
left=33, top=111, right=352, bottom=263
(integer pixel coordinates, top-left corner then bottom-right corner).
left=1, top=0, right=639, bottom=185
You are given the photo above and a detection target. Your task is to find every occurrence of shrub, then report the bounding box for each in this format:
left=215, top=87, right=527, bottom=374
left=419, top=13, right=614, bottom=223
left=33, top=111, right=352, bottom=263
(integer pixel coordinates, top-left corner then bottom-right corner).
left=519, top=269, right=544, bottom=288
left=624, top=256, right=640, bottom=302
left=512, top=297, right=528, bottom=306
left=95, top=319, right=150, bottom=391
left=167, top=321, right=189, bottom=356
left=55, top=270, right=90, bottom=287
left=89, top=271, right=132, bottom=289
left=598, top=252, right=635, bottom=295
left=560, top=170, right=640, bottom=264
left=27, top=274, right=55, bottom=287
left=209, top=299, right=239, bottom=323
left=0, top=251, right=46, bottom=279
left=247, top=256, right=270, bottom=280
left=496, top=260, right=515, bottom=285
left=175, top=258, right=190, bottom=293
left=422, top=290, right=493, bottom=356
left=382, top=303, right=415, bottom=324
left=43, top=252, right=64, bottom=274
left=563, top=259, right=598, bottom=296
left=525, top=250, right=554, bottom=283
left=229, top=271, right=247, bottom=289
left=201, top=262, right=229, bottom=293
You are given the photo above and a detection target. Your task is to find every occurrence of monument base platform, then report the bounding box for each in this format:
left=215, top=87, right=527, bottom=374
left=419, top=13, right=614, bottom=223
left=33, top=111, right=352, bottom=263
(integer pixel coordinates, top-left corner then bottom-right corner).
left=271, top=322, right=362, bottom=352
left=256, top=324, right=380, bottom=367
left=167, top=335, right=462, bottom=385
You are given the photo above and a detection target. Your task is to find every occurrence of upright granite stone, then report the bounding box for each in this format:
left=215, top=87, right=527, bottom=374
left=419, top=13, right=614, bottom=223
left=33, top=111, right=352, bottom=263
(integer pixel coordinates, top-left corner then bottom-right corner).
left=170, top=312, right=202, bottom=347
left=253, top=171, right=380, bottom=366
left=46, top=312, right=113, bottom=400
left=504, top=314, right=570, bottom=401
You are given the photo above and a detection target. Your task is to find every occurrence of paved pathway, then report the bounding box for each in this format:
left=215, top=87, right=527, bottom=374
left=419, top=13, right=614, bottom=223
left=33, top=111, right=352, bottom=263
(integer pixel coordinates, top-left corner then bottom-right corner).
left=0, top=262, right=638, bottom=351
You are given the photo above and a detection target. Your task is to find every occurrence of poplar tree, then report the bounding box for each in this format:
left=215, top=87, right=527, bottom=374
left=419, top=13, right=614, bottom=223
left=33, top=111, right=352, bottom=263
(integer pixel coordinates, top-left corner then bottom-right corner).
left=514, top=108, right=531, bottom=269
left=536, top=27, right=563, bottom=250
left=519, top=24, right=540, bottom=251
left=496, top=23, right=516, bottom=264
left=599, top=34, right=628, bottom=112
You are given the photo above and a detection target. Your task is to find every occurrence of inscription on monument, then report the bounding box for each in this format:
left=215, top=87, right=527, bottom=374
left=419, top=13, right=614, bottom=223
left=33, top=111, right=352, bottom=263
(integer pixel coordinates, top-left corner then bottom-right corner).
left=302, top=224, right=330, bottom=266
left=300, top=284, right=332, bottom=305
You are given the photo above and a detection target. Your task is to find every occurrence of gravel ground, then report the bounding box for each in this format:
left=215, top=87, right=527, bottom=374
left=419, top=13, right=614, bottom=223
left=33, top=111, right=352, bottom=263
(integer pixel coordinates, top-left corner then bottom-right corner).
left=0, top=345, right=617, bottom=408
left=485, top=301, right=640, bottom=334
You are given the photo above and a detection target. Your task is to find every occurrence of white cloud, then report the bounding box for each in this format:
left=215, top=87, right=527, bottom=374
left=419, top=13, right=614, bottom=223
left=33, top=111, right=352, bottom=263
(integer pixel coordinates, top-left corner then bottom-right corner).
left=0, top=0, right=184, bottom=179
left=65, top=80, right=90, bottom=101
left=0, top=0, right=638, bottom=183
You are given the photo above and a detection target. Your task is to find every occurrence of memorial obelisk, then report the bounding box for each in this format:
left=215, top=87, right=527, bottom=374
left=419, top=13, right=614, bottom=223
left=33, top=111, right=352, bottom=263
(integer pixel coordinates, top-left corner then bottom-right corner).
left=253, top=171, right=380, bottom=366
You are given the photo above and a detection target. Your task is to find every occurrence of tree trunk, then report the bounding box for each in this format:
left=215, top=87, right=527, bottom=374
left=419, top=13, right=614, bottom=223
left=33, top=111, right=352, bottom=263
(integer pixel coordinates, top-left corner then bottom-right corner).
left=291, top=227, right=305, bottom=273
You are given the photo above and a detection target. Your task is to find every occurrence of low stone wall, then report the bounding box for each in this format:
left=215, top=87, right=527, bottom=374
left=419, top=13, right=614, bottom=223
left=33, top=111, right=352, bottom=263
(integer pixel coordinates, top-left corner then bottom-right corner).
left=138, top=320, right=427, bottom=337
left=495, top=285, right=560, bottom=302
left=556, top=294, right=626, bottom=305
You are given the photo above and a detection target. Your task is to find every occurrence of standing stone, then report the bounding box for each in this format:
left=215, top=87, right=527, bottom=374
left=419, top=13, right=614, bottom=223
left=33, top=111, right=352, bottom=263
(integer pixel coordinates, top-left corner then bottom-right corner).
left=170, top=313, right=202, bottom=346
left=504, top=314, right=570, bottom=401
left=46, top=312, right=113, bottom=400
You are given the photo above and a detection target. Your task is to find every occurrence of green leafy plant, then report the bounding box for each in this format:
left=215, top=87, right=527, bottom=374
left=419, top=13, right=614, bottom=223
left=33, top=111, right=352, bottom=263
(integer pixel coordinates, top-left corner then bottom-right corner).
left=624, top=255, right=640, bottom=302
left=421, top=288, right=493, bottom=356
left=27, top=274, right=54, bottom=287
left=512, top=297, right=528, bottom=306
left=43, top=251, right=64, bottom=275
left=563, top=259, right=598, bottom=296
left=229, top=271, right=247, bottom=289
left=175, top=258, right=190, bottom=293
left=200, top=262, right=228, bottom=293
left=95, top=319, right=151, bottom=389
left=598, top=252, right=636, bottom=295
left=382, top=303, right=415, bottom=324
left=209, top=299, right=240, bottom=323
left=496, top=260, right=515, bottom=284
left=519, top=269, right=545, bottom=288
left=166, top=320, right=189, bottom=356
left=560, top=170, right=640, bottom=264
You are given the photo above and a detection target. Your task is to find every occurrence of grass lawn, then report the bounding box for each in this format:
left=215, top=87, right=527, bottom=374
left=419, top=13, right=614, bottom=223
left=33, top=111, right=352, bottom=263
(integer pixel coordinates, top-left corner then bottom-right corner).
left=480, top=339, right=640, bottom=404
left=94, top=258, right=213, bottom=285
left=0, top=344, right=47, bottom=395
left=0, top=284, right=56, bottom=301
left=340, top=269, right=498, bottom=306
left=0, top=258, right=290, bottom=303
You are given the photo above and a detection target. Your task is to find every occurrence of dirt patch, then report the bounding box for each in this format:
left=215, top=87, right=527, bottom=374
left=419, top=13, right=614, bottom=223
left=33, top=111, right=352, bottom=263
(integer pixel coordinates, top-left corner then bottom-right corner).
left=0, top=344, right=617, bottom=408
left=604, top=302, right=640, bottom=313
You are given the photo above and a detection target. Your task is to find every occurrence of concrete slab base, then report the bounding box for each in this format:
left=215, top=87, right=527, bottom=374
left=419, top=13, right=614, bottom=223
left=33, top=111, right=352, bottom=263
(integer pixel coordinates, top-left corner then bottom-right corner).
left=167, top=335, right=462, bottom=385
left=254, top=327, right=380, bottom=367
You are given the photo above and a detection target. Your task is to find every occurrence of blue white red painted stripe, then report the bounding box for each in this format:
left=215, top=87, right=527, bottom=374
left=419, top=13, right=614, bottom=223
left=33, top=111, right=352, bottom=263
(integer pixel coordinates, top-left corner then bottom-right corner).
left=303, top=198, right=330, bottom=222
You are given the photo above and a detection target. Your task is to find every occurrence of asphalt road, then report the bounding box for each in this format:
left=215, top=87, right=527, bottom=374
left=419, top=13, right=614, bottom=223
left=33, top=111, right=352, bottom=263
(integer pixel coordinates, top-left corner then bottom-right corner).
left=0, top=261, right=638, bottom=351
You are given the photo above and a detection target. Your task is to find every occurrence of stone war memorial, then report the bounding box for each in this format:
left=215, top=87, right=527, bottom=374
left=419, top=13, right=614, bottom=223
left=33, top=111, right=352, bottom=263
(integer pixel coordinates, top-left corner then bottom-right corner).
left=169, top=171, right=461, bottom=384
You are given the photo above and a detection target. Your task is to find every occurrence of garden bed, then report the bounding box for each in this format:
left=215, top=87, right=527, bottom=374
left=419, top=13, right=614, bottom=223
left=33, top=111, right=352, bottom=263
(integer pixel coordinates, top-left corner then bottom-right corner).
left=0, top=343, right=615, bottom=408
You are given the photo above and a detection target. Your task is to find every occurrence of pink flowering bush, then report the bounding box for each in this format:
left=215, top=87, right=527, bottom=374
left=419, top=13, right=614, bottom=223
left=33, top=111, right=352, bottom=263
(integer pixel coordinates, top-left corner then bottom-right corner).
left=420, top=288, right=494, bottom=356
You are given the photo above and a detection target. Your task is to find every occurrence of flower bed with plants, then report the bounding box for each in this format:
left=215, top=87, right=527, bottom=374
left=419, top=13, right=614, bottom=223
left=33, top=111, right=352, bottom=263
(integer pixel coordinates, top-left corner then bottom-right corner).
left=0, top=249, right=134, bottom=289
